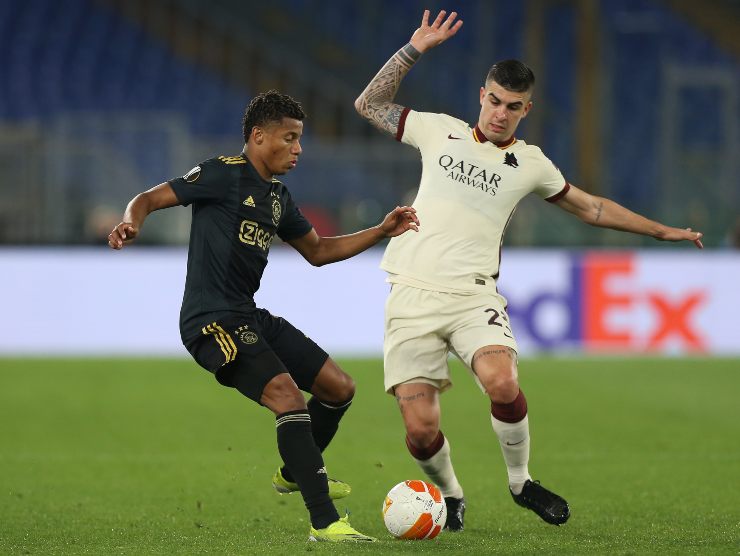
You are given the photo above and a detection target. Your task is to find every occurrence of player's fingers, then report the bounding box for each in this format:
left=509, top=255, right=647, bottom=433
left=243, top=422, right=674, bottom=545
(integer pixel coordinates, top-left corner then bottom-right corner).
left=406, top=211, right=420, bottom=225
left=113, top=222, right=137, bottom=241
left=421, top=9, right=430, bottom=27
left=431, top=10, right=446, bottom=29
left=685, top=228, right=701, bottom=239
left=686, top=228, right=703, bottom=248
left=108, top=231, right=123, bottom=249
left=441, top=11, right=458, bottom=30
left=109, top=221, right=135, bottom=248
left=395, top=206, right=419, bottom=223
left=110, top=222, right=128, bottom=240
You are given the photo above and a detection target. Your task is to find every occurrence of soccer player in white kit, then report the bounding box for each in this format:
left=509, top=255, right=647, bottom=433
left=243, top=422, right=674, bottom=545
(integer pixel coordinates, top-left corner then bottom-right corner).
left=355, top=10, right=704, bottom=530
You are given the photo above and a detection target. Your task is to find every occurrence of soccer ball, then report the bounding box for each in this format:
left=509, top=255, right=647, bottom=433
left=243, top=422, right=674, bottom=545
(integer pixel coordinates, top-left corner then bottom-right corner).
left=382, top=480, right=447, bottom=539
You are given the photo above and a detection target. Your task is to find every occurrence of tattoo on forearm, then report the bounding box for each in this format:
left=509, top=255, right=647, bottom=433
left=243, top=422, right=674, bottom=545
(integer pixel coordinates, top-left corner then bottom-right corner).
left=395, top=392, right=426, bottom=403
left=383, top=105, right=403, bottom=129
left=472, top=347, right=517, bottom=364
left=594, top=202, right=604, bottom=223
left=356, top=43, right=420, bottom=135
left=396, top=43, right=421, bottom=68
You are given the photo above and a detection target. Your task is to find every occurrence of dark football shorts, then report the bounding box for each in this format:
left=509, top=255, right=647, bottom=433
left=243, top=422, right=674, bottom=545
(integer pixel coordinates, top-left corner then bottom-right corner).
left=182, top=309, right=329, bottom=403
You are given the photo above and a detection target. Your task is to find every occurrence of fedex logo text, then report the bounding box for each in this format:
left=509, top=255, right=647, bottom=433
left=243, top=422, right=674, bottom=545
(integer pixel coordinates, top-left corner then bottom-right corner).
left=504, top=253, right=707, bottom=354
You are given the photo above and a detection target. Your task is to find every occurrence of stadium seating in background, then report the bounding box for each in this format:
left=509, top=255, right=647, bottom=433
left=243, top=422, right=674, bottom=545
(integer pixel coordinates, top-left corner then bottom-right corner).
left=0, top=0, right=247, bottom=134
left=0, top=0, right=736, bottom=247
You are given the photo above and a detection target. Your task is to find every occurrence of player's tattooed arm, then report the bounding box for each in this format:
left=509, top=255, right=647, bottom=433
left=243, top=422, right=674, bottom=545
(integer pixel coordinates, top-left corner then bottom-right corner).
left=353, top=43, right=420, bottom=136
left=554, top=183, right=704, bottom=248
left=594, top=201, right=604, bottom=223
left=354, top=10, right=463, bottom=135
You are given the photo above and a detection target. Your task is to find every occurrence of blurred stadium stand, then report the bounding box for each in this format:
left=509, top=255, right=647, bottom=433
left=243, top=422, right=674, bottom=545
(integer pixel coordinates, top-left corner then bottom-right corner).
left=0, top=0, right=737, bottom=246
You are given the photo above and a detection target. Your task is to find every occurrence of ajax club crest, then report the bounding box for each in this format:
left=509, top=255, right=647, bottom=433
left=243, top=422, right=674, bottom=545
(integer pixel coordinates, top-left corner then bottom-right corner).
left=271, top=192, right=281, bottom=225
left=235, top=325, right=258, bottom=345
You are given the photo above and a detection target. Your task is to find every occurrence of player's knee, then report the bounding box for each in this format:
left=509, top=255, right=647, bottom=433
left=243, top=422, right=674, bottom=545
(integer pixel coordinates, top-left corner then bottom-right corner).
left=261, top=374, right=306, bottom=414
left=327, top=370, right=356, bottom=403
left=478, top=367, right=519, bottom=403
left=313, top=361, right=356, bottom=403
left=483, top=373, right=520, bottom=404
left=405, top=421, right=439, bottom=450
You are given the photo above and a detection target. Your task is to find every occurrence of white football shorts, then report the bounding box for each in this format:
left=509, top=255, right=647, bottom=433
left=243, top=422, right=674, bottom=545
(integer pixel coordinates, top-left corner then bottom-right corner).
left=383, top=283, right=519, bottom=394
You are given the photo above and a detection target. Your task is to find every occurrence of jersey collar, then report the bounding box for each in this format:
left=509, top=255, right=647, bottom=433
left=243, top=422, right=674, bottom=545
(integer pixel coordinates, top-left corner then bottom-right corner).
left=472, top=124, right=517, bottom=149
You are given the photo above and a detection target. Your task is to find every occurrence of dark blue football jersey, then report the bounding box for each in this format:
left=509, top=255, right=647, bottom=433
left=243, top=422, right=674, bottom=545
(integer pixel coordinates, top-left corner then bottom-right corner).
left=169, top=154, right=313, bottom=337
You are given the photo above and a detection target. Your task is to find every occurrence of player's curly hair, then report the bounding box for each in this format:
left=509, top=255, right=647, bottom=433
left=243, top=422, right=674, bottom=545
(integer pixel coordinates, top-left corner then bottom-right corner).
left=242, top=90, right=306, bottom=143
left=486, top=60, right=535, bottom=93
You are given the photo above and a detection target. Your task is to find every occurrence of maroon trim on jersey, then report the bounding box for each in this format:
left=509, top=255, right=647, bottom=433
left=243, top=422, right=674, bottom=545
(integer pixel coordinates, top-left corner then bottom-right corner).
left=473, top=124, right=488, bottom=143
left=546, top=182, right=571, bottom=203
left=494, top=136, right=516, bottom=148
left=395, top=107, right=411, bottom=142
left=472, top=124, right=517, bottom=149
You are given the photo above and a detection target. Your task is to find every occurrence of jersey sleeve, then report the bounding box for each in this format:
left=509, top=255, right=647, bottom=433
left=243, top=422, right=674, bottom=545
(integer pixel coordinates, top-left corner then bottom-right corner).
left=531, top=148, right=570, bottom=202
left=396, top=109, right=443, bottom=150
left=277, top=191, right=313, bottom=241
left=168, top=158, right=232, bottom=206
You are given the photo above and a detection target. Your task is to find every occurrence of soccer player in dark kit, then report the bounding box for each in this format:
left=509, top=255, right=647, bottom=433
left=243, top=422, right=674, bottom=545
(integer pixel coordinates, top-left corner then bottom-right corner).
left=108, top=90, right=420, bottom=542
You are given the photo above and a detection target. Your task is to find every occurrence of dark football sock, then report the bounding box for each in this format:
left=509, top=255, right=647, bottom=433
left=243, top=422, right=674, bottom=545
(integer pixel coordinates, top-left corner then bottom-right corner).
left=405, top=430, right=445, bottom=460
left=280, top=396, right=352, bottom=483
left=275, top=410, right=339, bottom=529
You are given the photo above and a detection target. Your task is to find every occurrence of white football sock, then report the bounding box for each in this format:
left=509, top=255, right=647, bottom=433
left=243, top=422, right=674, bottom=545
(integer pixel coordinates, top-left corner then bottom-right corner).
left=490, top=414, right=531, bottom=494
left=412, top=436, right=464, bottom=499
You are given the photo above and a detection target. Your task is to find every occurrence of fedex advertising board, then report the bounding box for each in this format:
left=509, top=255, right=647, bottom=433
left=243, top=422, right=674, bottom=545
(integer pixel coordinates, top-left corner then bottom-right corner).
left=0, top=248, right=738, bottom=356
left=498, top=251, right=736, bottom=354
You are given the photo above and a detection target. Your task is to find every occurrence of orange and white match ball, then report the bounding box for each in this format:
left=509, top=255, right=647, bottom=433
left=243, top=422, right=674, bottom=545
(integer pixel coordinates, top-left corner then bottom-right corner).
left=382, top=480, right=447, bottom=540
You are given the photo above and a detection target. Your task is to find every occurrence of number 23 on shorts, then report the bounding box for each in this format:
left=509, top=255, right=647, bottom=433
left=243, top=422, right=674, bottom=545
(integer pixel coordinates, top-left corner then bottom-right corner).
left=485, top=307, right=514, bottom=339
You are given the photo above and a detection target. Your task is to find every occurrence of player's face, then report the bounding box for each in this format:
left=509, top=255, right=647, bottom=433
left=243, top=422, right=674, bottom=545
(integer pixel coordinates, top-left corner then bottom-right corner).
left=255, top=117, right=304, bottom=176
left=478, top=81, right=532, bottom=143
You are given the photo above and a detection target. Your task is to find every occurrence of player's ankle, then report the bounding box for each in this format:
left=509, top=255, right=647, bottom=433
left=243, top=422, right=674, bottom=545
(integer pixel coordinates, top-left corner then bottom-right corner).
left=509, top=481, right=525, bottom=495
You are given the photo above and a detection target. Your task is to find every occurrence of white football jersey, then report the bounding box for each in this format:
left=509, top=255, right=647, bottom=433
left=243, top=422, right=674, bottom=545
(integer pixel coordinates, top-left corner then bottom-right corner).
left=382, top=109, right=569, bottom=293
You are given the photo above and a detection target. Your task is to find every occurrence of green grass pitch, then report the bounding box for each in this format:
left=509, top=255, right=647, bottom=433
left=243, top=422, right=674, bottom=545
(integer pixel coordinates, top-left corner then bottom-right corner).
left=1, top=357, right=738, bottom=554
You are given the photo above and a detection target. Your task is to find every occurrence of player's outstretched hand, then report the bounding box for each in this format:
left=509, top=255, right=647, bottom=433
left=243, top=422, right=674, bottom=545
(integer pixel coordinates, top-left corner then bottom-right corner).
left=410, top=9, right=463, bottom=54
left=108, top=222, right=139, bottom=249
left=379, top=206, right=420, bottom=238
left=658, top=227, right=704, bottom=249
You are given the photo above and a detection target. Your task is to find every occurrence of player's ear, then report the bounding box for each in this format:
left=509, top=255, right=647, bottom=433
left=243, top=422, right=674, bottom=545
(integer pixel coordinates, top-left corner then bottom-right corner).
left=251, top=126, right=264, bottom=145
left=479, top=86, right=486, bottom=105
left=522, top=101, right=533, bottom=118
